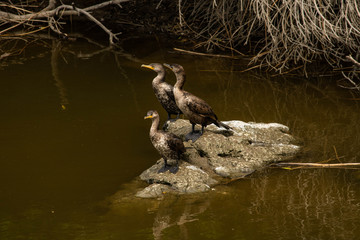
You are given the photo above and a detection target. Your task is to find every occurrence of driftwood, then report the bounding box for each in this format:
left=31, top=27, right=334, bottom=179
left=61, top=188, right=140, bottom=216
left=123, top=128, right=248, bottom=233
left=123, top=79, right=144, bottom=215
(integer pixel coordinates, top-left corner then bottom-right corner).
left=275, top=162, right=360, bottom=169
left=0, top=0, right=130, bottom=44
left=173, top=47, right=244, bottom=59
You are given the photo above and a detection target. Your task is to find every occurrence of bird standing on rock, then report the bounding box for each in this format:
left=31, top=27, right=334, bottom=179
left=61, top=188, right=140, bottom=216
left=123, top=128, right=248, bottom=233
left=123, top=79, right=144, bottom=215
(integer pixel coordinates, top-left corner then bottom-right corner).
left=144, top=110, right=185, bottom=174
left=141, top=63, right=182, bottom=121
left=163, top=63, right=230, bottom=142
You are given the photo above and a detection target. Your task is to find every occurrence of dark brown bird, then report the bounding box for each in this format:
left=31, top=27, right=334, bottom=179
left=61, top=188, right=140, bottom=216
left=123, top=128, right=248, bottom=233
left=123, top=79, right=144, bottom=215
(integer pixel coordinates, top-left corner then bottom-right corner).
left=144, top=110, right=185, bottom=173
left=141, top=63, right=182, bottom=121
left=164, top=63, right=230, bottom=141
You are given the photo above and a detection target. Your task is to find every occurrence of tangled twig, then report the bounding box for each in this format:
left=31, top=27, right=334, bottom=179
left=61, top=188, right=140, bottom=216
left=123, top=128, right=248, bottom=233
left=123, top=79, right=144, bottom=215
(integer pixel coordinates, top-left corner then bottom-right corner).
left=177, top=0, right=360, bottom=87
left=0, top=0, right=130, bottom=45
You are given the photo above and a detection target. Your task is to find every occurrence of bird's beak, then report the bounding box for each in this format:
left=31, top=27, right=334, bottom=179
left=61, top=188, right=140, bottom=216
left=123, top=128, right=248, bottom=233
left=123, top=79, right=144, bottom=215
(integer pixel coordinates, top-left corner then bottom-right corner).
left=163, top=63, right=171, bottom=69
left=141, top=64, right=154, bottom=70
left=144, top=115, right=153, bottom=119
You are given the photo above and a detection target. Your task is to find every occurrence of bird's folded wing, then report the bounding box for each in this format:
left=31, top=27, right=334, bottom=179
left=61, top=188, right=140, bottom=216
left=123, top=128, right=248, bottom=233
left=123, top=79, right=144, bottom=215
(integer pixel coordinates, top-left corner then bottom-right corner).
left=185, top=94, right=218, bottom=120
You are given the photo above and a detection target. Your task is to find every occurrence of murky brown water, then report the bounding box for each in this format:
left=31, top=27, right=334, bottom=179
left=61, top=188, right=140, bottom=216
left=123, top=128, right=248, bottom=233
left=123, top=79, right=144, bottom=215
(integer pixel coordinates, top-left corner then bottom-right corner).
left=1, top=37, right=360, bottom=240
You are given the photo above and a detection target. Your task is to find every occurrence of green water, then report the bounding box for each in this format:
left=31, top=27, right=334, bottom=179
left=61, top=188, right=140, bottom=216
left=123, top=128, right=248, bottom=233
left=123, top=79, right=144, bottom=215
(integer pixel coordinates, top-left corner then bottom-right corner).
left=1, top=37, right=360, bottom=240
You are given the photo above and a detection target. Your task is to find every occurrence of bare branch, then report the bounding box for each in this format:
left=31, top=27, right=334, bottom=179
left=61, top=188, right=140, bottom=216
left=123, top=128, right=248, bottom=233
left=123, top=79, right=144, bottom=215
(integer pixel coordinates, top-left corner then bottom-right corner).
left=173, top=47, right=243, bottom=58
left=274, top=162, right=360, bottom=169
left=0, top=0, right=130, bottom=21
left=0, top=0, right=130, bottom=45
left=43, top=0, right=57, bottom=12
left=55, top=4, right=120, bottom=44
left=346, top=55, right=360, bottom=68
left=178, top=0, right=360, bottom=87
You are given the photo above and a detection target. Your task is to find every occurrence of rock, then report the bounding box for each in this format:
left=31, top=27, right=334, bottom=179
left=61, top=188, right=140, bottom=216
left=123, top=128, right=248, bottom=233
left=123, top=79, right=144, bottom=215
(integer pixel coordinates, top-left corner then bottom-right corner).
left=136, top=119, right=300, bottom=198
left=135, top=184, right=174, bottom=198
left=139, top=160, right=218, bottom=195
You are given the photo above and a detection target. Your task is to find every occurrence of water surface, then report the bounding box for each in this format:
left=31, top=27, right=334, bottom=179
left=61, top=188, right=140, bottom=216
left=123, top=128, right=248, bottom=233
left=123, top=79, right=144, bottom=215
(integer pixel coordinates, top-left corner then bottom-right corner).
left=1, top=37, right=360, bottom=240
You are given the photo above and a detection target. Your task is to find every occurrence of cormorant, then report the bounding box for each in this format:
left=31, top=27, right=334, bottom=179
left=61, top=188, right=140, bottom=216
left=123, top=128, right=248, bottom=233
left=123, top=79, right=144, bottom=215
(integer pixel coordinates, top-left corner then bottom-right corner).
left=141, top=63, right=182, bottom=121
left=163, top=63, right=230, bottom=141
left=144, top=110, right=185, bottom=173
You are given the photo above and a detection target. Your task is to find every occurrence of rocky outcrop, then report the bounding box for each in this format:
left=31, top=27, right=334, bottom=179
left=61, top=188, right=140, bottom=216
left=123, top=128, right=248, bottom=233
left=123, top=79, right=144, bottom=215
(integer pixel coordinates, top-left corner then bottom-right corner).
left=137, top=119, right=300, bottom=198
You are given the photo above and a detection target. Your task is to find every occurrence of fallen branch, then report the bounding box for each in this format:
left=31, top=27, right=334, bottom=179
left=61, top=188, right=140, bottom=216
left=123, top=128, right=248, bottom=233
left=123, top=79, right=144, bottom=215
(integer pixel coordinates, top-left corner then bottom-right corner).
left=0, top=0, right=129, bottom=21
left=55, top=4, right=121, bottom=44
left=274, top=162, right=360, bottom=169
left=0, top=0, right=130, bottom=45
left=173, top=47, right=242, bottom=59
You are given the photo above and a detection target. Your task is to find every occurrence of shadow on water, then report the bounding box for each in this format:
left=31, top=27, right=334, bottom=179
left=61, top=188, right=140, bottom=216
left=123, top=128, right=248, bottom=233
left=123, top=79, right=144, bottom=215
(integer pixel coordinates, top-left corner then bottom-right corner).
left=0, top=36, right=360, bottom=239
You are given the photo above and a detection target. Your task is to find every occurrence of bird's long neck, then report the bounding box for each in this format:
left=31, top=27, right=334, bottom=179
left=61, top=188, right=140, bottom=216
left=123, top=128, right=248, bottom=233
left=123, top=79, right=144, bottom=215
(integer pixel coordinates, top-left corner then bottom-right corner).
left=152, top=71, right=165, bottom=85
left=174, top=73, right=185, bottom=90
left=150, top=116, right=160, bottom=135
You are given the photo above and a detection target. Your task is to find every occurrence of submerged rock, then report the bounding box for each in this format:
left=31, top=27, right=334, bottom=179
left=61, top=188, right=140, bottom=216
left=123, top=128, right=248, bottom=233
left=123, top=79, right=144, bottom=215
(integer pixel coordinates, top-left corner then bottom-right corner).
left=137, top=119, right=300, bottom=198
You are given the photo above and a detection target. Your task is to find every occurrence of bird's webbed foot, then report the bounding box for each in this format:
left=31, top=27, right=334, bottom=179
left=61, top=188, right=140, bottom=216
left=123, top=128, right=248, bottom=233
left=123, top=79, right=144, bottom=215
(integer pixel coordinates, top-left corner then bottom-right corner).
left=185, top=131, right=202, bottom=142
left=168, top=164, right=179, bottom=174
left=162, top=114, right=177, bottom=130
left=157, top=164, right=171, bottom=173
left=158, top=163, right=179, bottom=174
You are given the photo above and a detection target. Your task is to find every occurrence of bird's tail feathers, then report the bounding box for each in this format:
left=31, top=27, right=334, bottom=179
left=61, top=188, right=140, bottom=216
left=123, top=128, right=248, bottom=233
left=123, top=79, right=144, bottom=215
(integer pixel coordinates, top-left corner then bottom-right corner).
left=216, top=121, right=231, bottom=130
